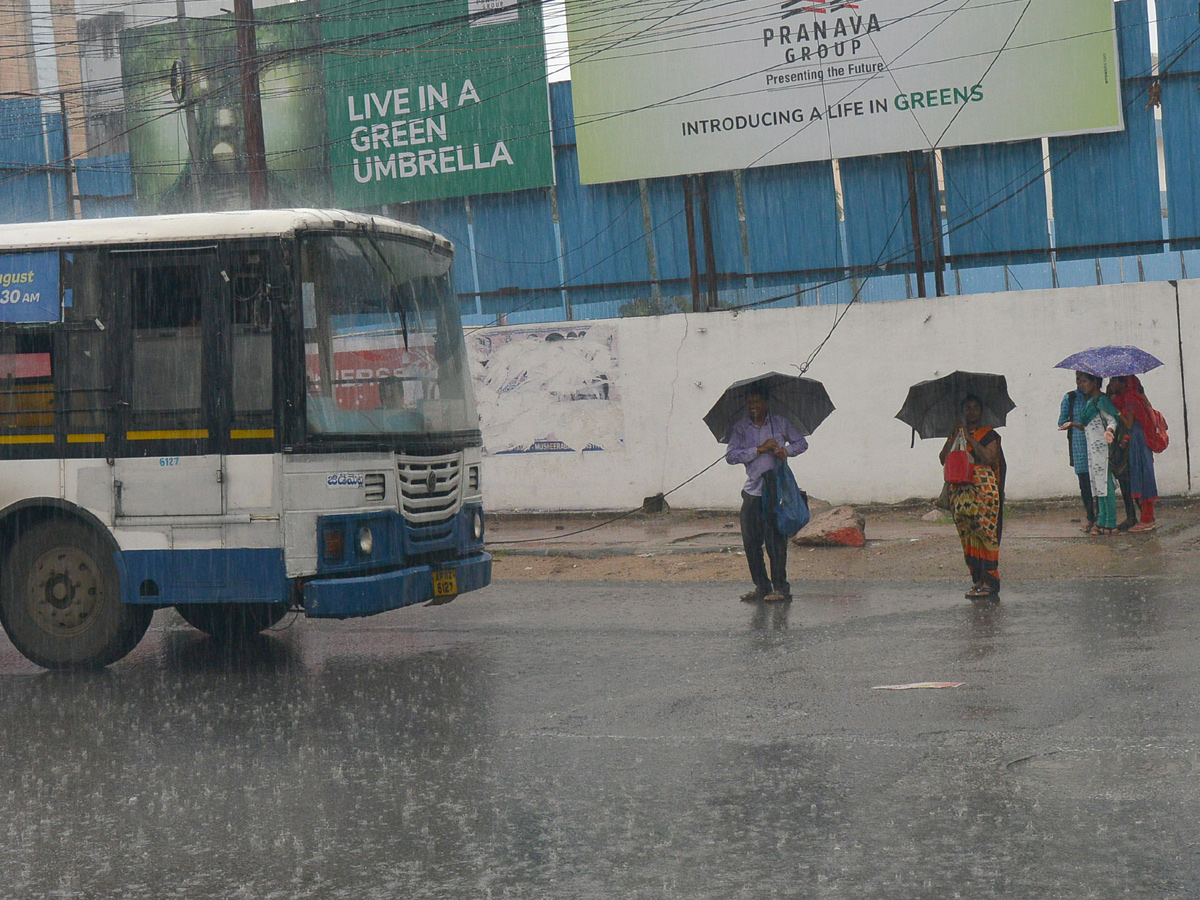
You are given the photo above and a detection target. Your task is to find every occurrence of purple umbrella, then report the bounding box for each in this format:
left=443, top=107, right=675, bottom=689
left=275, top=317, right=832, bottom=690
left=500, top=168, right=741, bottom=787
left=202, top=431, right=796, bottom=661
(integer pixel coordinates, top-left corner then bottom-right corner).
left=1054, top=345, right=1164, bottom=378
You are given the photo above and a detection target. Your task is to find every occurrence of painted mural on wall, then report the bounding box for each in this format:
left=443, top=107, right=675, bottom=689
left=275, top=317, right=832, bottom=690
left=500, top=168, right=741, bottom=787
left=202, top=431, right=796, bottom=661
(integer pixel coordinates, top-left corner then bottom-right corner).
left=470, top=325, right=623, bottom=454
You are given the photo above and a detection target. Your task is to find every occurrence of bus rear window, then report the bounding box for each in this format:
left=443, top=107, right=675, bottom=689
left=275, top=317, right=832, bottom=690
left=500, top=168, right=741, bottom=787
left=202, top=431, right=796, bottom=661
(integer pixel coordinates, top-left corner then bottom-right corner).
left=0, top=352, right=51, bottom=379
left=0, top=340, right=54, bottom=433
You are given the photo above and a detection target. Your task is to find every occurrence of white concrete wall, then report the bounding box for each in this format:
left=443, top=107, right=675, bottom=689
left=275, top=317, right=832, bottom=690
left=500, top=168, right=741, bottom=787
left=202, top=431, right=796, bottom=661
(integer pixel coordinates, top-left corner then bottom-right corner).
left=471, top=279, right=1193, bottom=511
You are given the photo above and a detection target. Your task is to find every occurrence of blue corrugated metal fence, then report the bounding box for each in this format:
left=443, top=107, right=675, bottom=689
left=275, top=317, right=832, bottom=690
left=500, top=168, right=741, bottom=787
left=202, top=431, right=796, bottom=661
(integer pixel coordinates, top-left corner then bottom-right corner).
left=2, top=0, right=1199, bottom=323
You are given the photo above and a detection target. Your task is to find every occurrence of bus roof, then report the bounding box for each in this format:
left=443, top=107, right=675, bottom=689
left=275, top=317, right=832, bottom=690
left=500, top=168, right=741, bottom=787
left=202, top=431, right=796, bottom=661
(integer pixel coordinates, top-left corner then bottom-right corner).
left=0, top=208, right=453, bottom=254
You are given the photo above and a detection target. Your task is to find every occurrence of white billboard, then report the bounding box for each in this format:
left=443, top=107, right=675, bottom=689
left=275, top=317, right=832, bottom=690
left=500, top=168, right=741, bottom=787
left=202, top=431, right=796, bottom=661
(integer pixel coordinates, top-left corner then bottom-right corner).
left=565, top=0, right=1124, bottom=184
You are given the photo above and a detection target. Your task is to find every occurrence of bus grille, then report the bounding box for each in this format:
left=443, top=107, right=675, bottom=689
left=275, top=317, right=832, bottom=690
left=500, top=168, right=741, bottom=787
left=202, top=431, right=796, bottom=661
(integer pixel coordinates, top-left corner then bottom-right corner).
left=398, top=455, right=462, bottom=533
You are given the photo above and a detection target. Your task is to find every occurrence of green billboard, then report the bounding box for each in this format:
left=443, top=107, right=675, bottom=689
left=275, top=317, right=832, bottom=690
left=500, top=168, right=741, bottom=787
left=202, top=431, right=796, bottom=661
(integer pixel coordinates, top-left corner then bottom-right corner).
left=121, top=0, right=553, bottom=212
left=322, top=0, right=554, bottom=205
left=122, top=4, right=328, bottom=212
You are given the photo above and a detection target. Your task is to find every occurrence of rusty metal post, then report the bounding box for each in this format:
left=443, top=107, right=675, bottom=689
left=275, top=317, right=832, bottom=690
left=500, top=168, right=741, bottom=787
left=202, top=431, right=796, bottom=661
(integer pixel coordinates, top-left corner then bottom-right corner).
left=699, top=174, right=718, bottom=311
left=904, top=152, right=926, bottom=299
left=684, top=176, right=702, bottom=312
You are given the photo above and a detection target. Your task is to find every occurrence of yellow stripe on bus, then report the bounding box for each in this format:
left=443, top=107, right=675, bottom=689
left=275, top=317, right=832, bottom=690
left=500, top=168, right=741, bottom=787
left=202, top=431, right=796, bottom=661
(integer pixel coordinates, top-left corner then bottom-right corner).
left=231, top=429, right=275, bottom=439
left=67, top=434, right=106, bottom=443
left=126, top=429, right=209, bottom=441
left=0, top=434, right=54, bottom=444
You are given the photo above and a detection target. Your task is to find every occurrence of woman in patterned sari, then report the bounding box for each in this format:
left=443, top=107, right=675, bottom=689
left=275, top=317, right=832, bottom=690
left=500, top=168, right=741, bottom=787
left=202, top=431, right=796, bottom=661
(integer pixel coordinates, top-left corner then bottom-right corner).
left=939, top=394, right=1006, bottom=599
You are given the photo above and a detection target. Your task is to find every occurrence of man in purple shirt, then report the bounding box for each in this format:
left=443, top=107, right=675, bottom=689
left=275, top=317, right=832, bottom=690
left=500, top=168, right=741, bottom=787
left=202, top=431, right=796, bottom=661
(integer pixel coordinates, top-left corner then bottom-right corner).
left=725, top=385, right=808, bottom=602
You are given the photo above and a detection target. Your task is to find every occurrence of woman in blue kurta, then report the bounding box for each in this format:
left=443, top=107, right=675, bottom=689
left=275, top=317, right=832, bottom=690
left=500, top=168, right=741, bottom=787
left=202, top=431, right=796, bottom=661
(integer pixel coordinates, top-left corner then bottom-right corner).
left=1062, top=372, right=1119, bottom=535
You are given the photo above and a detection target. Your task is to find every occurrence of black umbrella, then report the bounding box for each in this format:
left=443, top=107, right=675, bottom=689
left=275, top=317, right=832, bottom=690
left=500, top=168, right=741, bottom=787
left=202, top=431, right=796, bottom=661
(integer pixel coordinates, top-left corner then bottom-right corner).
left=704, top=372, right=835, bottom=442
left=896, top=370, right=1015, bottom=440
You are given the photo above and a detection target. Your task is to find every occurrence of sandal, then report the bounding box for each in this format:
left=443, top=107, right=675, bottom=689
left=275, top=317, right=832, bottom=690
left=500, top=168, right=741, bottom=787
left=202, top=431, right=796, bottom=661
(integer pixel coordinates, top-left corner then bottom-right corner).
left=1128, top=522, right=1157, bottom=533
left=1087, top=525, right=1102, bottom=536
left=763, top=591, right=789, bottom=603
left=740, top=590, right=766, bottom=603
left=965, top=586, right=992, bottom=599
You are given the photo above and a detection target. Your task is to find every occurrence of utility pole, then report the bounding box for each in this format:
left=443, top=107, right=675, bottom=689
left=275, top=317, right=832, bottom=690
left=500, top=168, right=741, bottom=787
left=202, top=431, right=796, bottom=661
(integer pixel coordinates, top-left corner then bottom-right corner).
left=175, top=0, right=202, bottom=208
left=234, top=0, right=268, bottom=207
left=57, top=92, right=79, bottom=219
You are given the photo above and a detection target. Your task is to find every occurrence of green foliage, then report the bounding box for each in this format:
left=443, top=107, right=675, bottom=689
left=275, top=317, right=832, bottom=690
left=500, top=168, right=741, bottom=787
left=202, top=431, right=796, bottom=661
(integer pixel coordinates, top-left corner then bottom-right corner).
left=618, top=296, right=689, bottom=317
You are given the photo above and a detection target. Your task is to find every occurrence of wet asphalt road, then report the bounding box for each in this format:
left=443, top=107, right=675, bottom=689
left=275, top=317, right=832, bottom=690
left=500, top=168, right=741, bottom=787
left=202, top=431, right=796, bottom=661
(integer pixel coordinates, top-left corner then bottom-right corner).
left=2, top=578, right=1199, bottom=899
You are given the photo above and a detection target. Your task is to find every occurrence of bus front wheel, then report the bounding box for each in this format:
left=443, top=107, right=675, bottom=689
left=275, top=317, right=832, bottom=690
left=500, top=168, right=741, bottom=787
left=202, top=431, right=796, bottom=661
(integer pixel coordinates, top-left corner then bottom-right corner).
left=175, top=603, right=290, bottom=640
left=0, top=520, right=153, bottom=669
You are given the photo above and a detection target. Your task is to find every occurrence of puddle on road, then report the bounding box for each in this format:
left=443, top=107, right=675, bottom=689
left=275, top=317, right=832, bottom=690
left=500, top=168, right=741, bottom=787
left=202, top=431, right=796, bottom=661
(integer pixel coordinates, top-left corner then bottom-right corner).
left=1006, top=749, right=1194, bottom=779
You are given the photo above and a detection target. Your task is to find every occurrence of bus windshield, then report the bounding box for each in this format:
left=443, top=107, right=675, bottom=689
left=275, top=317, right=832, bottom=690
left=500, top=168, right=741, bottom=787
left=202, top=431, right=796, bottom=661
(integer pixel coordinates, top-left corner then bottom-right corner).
left=301, top=232, right=476, bottom=440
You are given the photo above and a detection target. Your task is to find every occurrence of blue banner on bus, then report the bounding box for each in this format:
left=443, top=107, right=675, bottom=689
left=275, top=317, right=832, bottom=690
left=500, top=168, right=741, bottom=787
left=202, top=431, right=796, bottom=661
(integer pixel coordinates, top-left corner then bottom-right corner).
left=0, top=252, right=60, bottom=323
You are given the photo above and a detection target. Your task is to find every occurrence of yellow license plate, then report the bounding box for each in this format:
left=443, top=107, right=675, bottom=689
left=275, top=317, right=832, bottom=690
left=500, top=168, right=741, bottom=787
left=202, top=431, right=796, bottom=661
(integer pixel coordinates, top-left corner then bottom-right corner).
left=432, top=570, right=458, bottom=597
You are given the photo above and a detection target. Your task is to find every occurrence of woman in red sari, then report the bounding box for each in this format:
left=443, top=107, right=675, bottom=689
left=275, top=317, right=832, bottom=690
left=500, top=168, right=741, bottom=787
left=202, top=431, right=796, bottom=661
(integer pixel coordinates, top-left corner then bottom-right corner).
left=1109, top=375, right=1159, bottom=532
left=939, top=394, right=1006, bottom=599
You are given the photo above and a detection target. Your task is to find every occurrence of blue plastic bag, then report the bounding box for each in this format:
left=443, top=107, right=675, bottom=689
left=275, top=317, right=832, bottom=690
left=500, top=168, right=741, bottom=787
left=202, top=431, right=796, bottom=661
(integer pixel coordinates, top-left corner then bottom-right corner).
left=762, top=459, right=810, bottom=536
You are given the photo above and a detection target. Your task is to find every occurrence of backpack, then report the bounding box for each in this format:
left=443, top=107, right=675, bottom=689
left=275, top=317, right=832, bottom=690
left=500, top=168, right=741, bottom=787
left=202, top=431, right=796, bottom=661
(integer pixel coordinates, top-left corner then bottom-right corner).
left=1145, top=407, right=1169, bottom=453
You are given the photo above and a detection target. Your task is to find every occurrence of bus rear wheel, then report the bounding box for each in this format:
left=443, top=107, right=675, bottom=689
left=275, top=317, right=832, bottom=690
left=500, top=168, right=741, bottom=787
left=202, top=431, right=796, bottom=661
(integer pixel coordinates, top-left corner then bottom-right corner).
left=175, top=602, right=290, bottom=640
left=0, top=520, right=153, bottom=669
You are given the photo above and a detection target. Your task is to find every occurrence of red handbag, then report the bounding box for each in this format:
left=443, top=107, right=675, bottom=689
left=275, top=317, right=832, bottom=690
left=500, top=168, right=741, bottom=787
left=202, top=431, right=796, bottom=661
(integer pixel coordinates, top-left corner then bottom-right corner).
left=943, top=432, right=974, bottom=484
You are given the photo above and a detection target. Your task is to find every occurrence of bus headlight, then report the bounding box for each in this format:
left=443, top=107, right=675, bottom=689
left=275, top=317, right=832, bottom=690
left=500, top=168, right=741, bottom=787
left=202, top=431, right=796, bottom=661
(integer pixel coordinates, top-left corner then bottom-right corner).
left=357, top=524, right=374, bottom=556
left=472, top=509, right=484, bottom=542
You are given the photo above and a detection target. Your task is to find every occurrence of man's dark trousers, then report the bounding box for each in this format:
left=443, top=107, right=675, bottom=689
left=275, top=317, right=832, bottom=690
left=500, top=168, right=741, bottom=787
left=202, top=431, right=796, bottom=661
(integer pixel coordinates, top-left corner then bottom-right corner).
left=740, top=490, right=789, bottom=596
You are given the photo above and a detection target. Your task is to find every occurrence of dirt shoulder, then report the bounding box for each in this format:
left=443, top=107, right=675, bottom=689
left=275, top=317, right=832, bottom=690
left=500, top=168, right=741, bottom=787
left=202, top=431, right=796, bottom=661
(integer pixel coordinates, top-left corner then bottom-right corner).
left=488, top=498, right=1200, bottom=583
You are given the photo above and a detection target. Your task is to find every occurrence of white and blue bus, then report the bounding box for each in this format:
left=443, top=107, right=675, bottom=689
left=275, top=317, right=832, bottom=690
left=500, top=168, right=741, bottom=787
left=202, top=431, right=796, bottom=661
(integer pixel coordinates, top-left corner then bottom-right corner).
left=0, top=209, right=491, bottom=669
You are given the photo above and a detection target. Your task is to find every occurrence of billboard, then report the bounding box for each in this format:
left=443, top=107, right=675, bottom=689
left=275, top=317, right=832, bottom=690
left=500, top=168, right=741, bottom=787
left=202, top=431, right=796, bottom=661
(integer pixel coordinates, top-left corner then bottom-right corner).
left=121, top=0, right=553, bottom=212
left=122, top=6, right=329, bottom=212
left=564, top=0, right=1124, bottom=184
left=322, top=0, right=556, bottom=206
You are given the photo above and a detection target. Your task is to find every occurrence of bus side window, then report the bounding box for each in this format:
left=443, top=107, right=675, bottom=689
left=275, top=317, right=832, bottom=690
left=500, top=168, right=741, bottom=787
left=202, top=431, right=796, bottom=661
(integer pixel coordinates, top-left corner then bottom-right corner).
left=61, top=250, right=110, bottom=441
left=129, top=262, right=204, bottom=428
left=62, top=249, right=104, bottom=324
left=0, top=333, right=54, bottom=436
left=62, top=331, right=108, bottom=439
left=229, top=249, right=274, bottom=418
